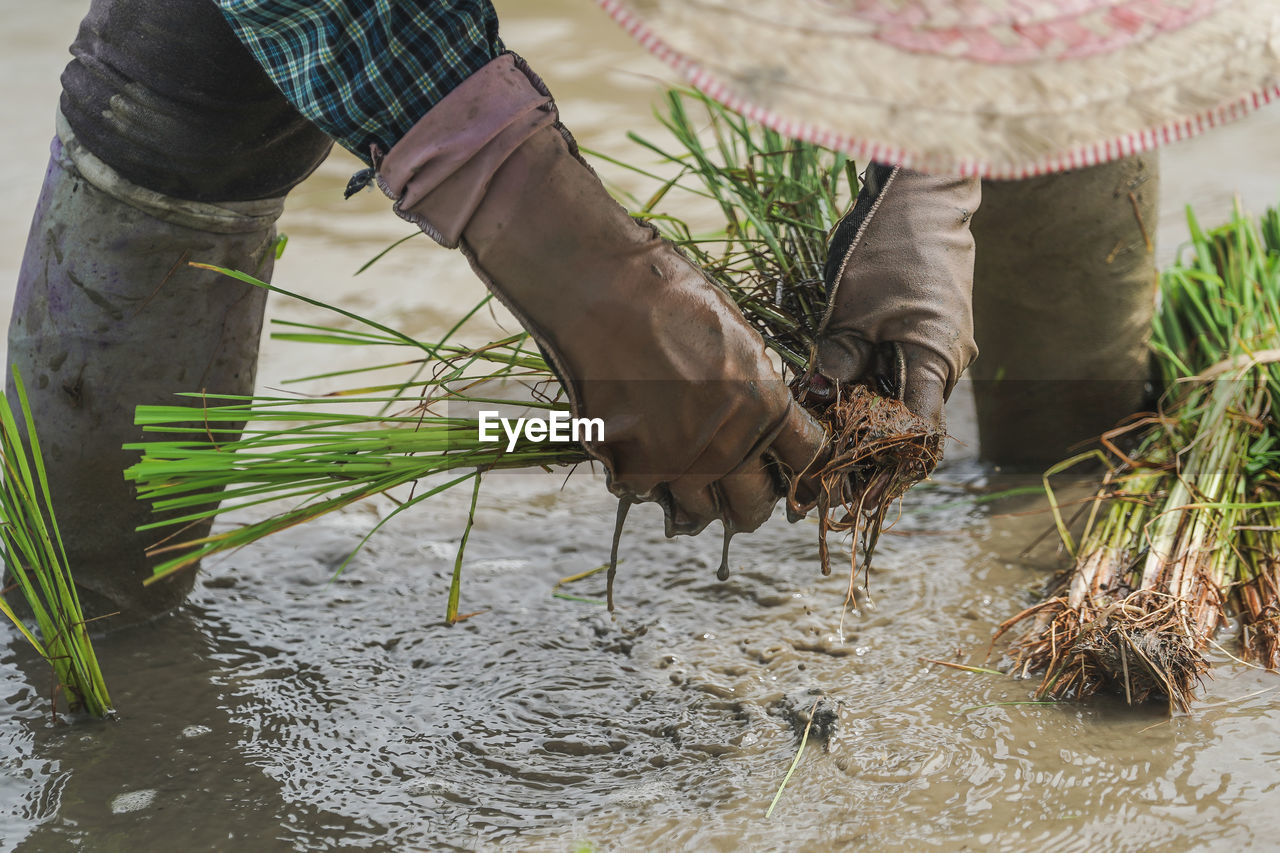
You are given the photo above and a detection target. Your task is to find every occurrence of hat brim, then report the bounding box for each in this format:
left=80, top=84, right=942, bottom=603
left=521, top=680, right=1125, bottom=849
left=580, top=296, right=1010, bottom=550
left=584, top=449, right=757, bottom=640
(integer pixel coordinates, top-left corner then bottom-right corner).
left=597, top=0, right=1280, bottom=178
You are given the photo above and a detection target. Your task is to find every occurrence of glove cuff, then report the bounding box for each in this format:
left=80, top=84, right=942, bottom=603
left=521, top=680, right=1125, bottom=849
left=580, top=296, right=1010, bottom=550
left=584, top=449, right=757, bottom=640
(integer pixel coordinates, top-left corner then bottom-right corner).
left=376, top=52, right=558, bottom=248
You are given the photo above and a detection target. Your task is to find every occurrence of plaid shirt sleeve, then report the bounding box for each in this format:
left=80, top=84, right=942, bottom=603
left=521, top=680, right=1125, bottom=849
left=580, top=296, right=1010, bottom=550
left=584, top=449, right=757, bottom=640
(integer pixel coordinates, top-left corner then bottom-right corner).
left=214, top=0, right=504, bottom=163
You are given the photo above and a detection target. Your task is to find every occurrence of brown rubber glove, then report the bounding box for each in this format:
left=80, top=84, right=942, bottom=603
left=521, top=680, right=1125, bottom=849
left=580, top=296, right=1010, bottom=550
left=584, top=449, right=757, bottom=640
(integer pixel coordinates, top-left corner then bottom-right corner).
left=376, top=53, right=825, bottom=537
left=813, top=164, right=980, bottom=431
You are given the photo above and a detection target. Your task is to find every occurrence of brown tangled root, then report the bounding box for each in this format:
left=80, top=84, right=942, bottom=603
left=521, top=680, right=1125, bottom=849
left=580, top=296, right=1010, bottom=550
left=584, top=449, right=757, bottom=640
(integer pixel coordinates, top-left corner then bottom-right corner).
left=1240, top=563, right=1280, bottom=670
left=790, top=384, right=944, bottom=579
left=996, top=582, right=1224, bottom=713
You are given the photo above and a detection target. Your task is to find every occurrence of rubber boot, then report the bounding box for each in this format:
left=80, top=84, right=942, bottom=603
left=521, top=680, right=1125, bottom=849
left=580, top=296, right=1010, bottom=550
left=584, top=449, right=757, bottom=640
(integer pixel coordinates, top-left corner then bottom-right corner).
left=4, top=0, right=333, bottom=628
left=6, top=123, right=282, bottom=627
left=968, top=155, right=1158, bottom=467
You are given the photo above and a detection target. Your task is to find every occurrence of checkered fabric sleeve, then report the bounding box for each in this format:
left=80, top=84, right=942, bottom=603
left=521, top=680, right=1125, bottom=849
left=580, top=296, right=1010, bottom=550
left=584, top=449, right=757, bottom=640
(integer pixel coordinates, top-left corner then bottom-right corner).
left=214, top=0, right=504, bottom=163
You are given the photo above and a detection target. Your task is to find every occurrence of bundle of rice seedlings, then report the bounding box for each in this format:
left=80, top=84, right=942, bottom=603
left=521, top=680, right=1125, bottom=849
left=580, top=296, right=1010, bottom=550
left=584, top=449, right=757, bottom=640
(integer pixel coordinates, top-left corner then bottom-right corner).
left=125, top=291, right=584, bottom=622
left=0, top=369, right=112, bottom=718
left=996, top=203, right=1280, bottom=711
left=126, top=89, right=940, bottom=611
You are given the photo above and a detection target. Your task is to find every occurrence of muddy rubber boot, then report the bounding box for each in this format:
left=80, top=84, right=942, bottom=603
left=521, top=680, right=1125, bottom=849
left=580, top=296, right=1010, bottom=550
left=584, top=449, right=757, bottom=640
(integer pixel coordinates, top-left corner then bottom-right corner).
left=6, top=124, right=284, bottom=626
left=969, top=155, right=1158, bottom=466
left=4, top=0, right=333, bottom=628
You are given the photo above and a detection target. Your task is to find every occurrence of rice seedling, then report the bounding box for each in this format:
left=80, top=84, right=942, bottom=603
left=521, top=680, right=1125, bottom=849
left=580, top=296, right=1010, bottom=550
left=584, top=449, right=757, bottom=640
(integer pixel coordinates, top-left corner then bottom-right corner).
left=765, top=698, right=819, bottom=819
left=599, top=88, right=860, bottom=370
left=126, top=89, right=941, bottom=611
left=0, top=368, right=112, bottom=718
left=996, top=202, right=1280, bottom=711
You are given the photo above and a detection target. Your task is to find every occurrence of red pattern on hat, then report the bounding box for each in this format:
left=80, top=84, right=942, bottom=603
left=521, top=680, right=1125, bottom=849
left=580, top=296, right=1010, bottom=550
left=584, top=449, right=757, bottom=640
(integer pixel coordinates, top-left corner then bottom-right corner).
left=848, top=0, right=1221, bottom=62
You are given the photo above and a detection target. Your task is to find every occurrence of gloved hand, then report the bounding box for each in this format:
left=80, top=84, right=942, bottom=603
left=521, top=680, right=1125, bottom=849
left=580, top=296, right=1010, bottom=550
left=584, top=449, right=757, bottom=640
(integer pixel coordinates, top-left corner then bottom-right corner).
left=810, top=164, right=980, bottom=432
left=377, top=53, right=826, bottom=537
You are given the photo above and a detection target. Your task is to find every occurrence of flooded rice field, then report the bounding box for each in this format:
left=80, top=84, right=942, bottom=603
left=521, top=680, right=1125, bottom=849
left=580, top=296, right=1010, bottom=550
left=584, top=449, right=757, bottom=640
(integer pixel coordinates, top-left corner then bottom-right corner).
left=5, top=1, right=1280, bottom=850
left=11, top=468, right=1280, bottom=852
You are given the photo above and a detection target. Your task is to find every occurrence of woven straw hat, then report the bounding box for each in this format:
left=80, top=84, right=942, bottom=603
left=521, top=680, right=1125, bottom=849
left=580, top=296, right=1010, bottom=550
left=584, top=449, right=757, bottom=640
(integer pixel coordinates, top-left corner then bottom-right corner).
left=596, top=0, right=1280, bottom=178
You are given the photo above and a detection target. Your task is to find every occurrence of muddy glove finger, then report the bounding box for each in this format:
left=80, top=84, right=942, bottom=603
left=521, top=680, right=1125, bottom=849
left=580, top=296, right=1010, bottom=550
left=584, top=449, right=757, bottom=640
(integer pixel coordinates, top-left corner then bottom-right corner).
left=898, top=342, right=950, bottom=434
left=663, top=464, right=777, bottom=537
left=662, top=476, right=721, bottom=537
left=664, top=409, right=818, bottom=538
left=768, top=403, right=829, bottom=511
left=809, top=335, right=874, bottom=401
left=714, top=459, right=783, bottom=534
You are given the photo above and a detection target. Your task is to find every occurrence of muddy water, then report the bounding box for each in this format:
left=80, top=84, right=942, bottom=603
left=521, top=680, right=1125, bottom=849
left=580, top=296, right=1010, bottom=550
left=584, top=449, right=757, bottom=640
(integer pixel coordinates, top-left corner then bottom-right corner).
left=5, top=2, right=1280, bottom=851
